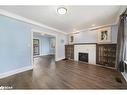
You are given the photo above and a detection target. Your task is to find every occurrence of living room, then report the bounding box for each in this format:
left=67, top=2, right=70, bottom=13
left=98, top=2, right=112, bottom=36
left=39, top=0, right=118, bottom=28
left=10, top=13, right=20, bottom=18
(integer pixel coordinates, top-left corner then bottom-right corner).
left=0, top=5, right=127, bottom=90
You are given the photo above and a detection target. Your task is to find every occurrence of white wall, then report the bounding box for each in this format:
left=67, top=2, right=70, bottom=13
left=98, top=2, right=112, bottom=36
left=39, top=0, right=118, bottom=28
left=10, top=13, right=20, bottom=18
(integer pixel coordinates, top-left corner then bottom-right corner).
left=69, top=25, right=118, bottom=44
left=57, top=34, right=68, bottom=60
left=111, top=25, right=118, bottom=43
left=49, top=38, right=56, bottom=55
left=0, top=15, right=32, bottom=75
left=0, top=14, right=68, bottom=78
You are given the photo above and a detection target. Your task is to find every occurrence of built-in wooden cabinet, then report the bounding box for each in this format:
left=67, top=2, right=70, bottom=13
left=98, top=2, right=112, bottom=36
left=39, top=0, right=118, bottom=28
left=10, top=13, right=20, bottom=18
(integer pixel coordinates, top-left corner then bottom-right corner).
left=65, top=45, right=74, bottom=60
left=96, top=44, right=117, bottom=68
left=65, top=44, right=117, bottom=68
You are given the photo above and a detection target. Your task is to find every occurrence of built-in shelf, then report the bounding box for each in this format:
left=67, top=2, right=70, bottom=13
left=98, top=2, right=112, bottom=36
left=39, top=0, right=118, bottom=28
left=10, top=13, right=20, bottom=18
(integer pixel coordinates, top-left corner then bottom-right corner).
left=65, top=43, right=117, bottom=68
left=96, top=44, right=117, bottom=68
left=65, top=45, right=74, bottom=60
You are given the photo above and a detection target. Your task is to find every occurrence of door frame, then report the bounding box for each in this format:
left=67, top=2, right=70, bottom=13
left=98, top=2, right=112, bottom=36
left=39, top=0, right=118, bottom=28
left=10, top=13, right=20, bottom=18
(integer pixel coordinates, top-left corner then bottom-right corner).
left=31, top=29, right=58, bottom=65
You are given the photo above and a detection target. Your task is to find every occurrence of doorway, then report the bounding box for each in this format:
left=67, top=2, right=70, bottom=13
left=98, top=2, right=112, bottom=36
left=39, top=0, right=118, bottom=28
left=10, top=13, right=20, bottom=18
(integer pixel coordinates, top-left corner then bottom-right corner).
left=32, top=31, right=56, bottom=61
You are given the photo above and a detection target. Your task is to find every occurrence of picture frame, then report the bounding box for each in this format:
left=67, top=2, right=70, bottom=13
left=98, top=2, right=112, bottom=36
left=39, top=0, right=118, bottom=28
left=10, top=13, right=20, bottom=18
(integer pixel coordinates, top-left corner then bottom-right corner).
left=98, top=27, right=111, bottom=43
left=69, top=35, right=74, bottom=44
left=70, top=36, right=74, bottom=43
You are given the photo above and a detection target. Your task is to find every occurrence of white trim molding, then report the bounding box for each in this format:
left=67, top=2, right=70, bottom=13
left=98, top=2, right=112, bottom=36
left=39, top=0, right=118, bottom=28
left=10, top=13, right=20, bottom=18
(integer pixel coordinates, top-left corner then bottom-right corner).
left=0, top=9, right=67, bottom=35
left=68, top=24, right=116, bottom=35
left=0, top=66, right=33, bottom=79
left=121, top=73, right=127, bottom=82
left=33, top=54, right=53, bottom=58
left=56, top=57, right=65, bottom=61
left=68, top=7, right=127, bottom=35
left=31, top=31, right=34, bottom=66
left=32, top=29, right=58, bottom=62
left=32, top=29, right=57, bottom=37
left=121, top=60, right=127, bottom=82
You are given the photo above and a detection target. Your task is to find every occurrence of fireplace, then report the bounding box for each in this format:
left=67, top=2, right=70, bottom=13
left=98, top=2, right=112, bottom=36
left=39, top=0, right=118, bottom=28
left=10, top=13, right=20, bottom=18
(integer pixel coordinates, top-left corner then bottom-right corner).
left=78, top=52, right=88, bottom=62
left=74, top=45, right=96, bottom=64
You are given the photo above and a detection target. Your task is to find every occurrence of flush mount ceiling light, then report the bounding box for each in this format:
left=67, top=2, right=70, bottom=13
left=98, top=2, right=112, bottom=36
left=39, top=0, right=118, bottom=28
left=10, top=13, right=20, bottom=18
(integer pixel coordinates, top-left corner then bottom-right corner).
left=57, top=7, right=67, bottom=15
left=92, top=24, right=95, bottom=27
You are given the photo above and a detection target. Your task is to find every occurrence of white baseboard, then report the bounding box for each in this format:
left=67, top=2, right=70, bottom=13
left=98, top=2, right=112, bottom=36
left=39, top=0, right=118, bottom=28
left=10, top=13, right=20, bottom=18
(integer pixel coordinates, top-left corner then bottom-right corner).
left=49, top=53, right=55, bottom=55
left=56, top=57, right=65, bottom=61
left=33, top=54, right=54, bottom=58
left=0, top=65, right=33, bottom=79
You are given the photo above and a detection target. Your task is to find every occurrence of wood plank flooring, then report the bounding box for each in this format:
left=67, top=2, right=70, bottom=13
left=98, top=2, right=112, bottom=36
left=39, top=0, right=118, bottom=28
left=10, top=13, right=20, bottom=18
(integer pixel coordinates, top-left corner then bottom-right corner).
left=0, top=55, right=127, bottom=89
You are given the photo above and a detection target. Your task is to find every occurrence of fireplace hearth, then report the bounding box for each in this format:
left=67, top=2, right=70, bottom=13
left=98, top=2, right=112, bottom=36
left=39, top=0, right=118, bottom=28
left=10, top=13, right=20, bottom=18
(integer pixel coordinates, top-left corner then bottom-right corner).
left=78, top=52, right=88, bottom=62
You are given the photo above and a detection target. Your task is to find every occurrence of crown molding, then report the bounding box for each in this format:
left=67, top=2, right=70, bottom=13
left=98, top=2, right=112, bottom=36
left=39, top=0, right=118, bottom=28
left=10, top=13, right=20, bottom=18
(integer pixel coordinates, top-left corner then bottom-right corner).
left=31, top=29, right=57, bottom=37
left=68, top=23, right=116, bottom=35
left=68, top=7, right=127, bottom=35
left=0, top=9, right=67, bottom=35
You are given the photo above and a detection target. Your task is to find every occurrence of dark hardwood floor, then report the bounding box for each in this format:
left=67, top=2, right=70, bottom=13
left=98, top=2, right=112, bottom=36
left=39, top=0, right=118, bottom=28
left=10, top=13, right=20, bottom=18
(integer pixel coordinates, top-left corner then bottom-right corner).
left=0, top=55, right=127, bottom=89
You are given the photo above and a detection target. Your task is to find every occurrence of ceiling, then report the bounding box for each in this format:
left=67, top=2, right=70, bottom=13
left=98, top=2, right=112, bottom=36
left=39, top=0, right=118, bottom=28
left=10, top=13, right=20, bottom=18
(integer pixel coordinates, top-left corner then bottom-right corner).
left=0, top=6, right=123, bottom=33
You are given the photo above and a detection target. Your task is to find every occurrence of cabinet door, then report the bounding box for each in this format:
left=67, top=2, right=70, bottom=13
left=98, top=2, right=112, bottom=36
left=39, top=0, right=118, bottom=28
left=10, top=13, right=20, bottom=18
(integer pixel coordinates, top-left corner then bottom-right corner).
left=65, top=45, right=74, bottom=59
left=70, top=45, right=74, bottom=59
left=65, top=45, right=68, bottom=59
left=96, top=44, right=116, bottom=68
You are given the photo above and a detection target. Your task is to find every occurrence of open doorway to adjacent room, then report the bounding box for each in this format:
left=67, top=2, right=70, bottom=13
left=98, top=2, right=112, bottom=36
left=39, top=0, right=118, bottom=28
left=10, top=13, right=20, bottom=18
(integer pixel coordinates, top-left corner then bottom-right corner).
left=33, top=31, right=56, bottom=63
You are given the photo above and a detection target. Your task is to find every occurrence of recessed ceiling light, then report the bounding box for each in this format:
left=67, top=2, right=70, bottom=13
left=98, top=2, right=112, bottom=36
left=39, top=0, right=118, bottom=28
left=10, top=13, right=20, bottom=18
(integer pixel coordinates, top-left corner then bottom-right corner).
left=57, top=7, right=67, bottom=15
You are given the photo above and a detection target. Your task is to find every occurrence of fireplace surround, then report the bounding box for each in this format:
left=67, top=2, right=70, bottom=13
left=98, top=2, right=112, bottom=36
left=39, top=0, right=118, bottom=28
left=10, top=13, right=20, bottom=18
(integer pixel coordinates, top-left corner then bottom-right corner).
left=74, top=44, right=96, bottom=64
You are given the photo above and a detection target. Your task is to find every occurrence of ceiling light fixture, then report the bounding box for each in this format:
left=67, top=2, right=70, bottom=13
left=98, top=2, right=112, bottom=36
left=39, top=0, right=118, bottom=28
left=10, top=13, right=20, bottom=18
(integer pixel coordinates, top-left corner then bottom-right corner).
left=92, top=24, right=95, bottom=27
left=57, top=7, right=67, bottom=15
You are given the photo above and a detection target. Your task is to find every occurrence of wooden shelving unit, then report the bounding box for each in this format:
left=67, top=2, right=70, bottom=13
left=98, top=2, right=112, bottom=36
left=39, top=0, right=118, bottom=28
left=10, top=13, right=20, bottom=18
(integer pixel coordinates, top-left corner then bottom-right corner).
left=96, top=44, right=117, bottom=68
left=65, top=44, right=117, bottom=68
left=65, top=45, right=74, bottom=60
